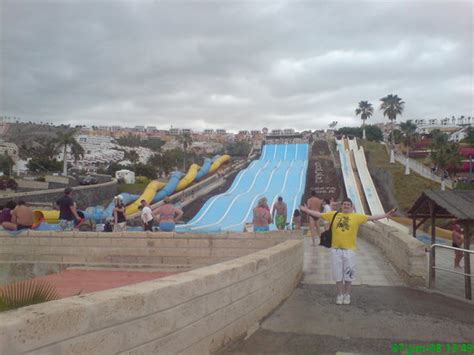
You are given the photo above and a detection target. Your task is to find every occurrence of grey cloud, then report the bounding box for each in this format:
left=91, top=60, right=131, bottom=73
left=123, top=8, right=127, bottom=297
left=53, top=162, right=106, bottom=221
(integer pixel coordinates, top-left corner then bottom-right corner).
left=1, top=0, right=472, bottom=131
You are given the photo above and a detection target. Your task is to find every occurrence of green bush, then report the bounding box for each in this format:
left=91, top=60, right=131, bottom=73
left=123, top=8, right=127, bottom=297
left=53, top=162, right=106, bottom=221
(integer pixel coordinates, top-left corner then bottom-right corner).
left=0, top=279, right=59, bottom=312
left=135, top=175, right=150, bottom=185
left=0, top=176, right=18, bottom=190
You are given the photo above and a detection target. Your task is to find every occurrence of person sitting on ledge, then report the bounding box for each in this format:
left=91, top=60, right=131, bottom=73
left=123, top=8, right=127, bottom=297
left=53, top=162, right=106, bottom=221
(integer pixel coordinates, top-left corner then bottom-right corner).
left=2, top=201, right=33, bottom=231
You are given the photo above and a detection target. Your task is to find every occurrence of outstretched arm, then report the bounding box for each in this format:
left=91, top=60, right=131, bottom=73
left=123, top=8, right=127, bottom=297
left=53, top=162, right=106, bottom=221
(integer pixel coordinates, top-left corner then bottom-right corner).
left=367, top=208, right=397, bottom=221
left=300, top=204, right=322, bottom=219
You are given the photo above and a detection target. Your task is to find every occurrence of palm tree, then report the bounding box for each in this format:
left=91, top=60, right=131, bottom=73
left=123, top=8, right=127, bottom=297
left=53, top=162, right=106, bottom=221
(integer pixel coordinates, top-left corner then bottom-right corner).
left=399, top=120, right=418, bottom=157
left=55, top=129, right=84, bottom=176
left=380, top=94, right=405, bottom=146
left=177, top=132, right=193, bottom=171
left=355, top=101, right=374, bottom=139
left=399, top=120, right=418, bottom=175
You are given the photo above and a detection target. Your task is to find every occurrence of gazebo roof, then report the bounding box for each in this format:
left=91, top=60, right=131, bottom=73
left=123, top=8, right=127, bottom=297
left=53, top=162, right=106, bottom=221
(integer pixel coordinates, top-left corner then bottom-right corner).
left=407, top=190, right=474, bottom=221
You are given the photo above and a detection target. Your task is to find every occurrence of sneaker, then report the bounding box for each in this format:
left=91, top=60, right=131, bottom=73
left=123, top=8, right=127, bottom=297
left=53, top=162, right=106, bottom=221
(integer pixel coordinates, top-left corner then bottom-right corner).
left=343, top=294, right=351, bottom=305
left=336, top=294, right=343, bottom=305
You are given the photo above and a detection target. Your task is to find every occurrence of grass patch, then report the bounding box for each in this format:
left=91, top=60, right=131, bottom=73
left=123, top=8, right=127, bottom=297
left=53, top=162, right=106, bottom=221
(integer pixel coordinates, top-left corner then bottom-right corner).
left=359, top=139, right=440, bottom=212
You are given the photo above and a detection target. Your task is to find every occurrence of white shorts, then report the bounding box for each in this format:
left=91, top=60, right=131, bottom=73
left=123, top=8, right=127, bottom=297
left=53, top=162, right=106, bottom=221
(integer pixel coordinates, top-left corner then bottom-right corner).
left=331, top=248, right=356, bottom=282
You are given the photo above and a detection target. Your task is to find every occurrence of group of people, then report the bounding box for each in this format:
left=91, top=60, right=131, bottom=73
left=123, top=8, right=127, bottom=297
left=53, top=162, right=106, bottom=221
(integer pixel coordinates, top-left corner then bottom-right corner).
left=0, top=200, right=34, bottom=231
left=252, top=196, right=301, bottom=232
left=139, top=197, right=183, bottom=232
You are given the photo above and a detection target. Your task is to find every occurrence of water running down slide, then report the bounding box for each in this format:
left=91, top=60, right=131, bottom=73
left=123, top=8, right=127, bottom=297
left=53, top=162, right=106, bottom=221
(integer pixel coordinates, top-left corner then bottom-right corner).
left=177, top=144, right=308, bottom=233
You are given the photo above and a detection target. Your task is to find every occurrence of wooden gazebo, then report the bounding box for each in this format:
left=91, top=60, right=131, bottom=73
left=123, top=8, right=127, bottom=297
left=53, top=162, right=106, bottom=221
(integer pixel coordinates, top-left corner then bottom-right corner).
left=407, top=190, right=474, bottom=299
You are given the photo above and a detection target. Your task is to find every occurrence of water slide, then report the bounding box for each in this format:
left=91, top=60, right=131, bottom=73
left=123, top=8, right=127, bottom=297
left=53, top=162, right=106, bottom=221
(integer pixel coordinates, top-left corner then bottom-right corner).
left=177, top=144, right=308, bottom=233
left=335, top=139, right=365, bottom=214
left=32, top=154, right=230, bottom=228
left=343, top=137, right=407, bottom=230
left=347, top=138, right=385, bottom=215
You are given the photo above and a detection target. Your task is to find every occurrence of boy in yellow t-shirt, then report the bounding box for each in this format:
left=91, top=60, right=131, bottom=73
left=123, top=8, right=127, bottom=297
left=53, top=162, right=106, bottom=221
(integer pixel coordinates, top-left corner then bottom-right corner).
left=301, top=198, right=396, bottom=306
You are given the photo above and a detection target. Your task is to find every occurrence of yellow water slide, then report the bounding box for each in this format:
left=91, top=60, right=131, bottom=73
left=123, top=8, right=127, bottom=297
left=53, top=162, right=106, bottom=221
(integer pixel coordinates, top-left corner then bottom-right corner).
left=124, top=180, right=166, bottom=217
left=33, top=210, right=60, bottom=225
left=208, top=154, right=231, bottom=174
left=175, top=164, right=200, bottom=192
left=32, top=155, right=231, bottom=224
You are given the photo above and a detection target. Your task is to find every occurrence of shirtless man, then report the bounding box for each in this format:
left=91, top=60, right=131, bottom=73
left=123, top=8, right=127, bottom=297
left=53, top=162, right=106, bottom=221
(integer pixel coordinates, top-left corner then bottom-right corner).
left=272, top=196, right=288, bottom=230
left=3, top=201, right=34, bottom=231
left=307, top=191, right=322, bottom=245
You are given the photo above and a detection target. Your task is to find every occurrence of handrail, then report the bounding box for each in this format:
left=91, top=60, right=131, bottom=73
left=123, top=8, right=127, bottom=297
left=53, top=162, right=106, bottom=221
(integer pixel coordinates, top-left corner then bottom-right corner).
left=429, top=243, right=473, bottom=300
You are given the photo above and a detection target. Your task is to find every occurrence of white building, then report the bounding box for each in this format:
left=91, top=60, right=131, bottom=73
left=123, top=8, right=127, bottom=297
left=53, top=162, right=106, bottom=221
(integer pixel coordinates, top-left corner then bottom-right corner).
left=450, top=127, right=469, bottom=142
left=115, top=169, right=135, bottom=184
left=0, top=140, right=19, bottom=161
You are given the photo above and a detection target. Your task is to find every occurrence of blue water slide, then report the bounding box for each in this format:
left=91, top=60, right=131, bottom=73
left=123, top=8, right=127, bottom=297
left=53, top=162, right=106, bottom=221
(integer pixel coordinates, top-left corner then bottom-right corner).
left=180, top=161, right=273, bottom=231
left=195, top=158, right=212, bottom=181
left=179, top=160, right=260, bottom=228
left=152, top=171, right=185, bottom=203
left=177, top=144, right=309, bottom=233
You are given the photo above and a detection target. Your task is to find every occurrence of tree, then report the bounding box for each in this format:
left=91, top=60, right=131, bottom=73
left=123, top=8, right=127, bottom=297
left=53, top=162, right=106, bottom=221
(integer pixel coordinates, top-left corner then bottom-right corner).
left=124, top=150, right=140, bottom=164
left=430, top=130, right=462, bottom=176
left=225, top=141, right=252, bottom=156
left=177, top=133, right=193, bottom=171
left=399, top=120, right=418, bottom=158
left=355, top=101, right=374, bottom=139
left=55, top=129, right=84, bottom=176
left=379, top=94, right=405, bottom=146
left=0, top=153, right=14, bottom=176
left=364, top=125, right=384, bottom=142
left=132, top=163, right=157, bottom=179
left=335, top=125, right=383, bottom=142
left=461, top=126, right=474, bottom=145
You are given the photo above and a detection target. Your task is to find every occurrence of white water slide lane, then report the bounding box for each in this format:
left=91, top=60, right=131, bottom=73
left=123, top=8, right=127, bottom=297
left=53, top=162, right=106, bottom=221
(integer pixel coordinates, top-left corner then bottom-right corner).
left=345, top=137, right=405, bottom=229
left=335, top=139, right=365, bottom=214
left=177, top=144, right=308, bottom=232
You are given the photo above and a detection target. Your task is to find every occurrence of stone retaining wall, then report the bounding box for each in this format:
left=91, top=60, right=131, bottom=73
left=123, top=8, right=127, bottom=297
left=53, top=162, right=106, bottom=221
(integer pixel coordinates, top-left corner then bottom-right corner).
left=0, top=180, right=118, bottom=209
left=0, top=236, right=303, bottom=354
left=360, top=223, right=427, bottom=287
left=0, top=231, right=298, bottom=283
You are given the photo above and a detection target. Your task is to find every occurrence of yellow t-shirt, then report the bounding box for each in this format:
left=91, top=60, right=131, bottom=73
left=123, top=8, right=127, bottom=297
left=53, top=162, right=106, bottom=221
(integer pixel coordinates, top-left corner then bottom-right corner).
left=321, top=211, right=369, bottom=250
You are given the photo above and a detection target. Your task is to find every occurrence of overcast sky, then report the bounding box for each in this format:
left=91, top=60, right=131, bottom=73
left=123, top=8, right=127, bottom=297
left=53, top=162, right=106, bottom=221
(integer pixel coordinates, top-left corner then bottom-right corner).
left=1, top=0, right=473, bottom=132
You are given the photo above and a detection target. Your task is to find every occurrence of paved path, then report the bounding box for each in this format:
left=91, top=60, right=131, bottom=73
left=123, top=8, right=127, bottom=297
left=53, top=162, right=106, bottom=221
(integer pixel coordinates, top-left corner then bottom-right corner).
left=221, top=237, right=474, bottom=354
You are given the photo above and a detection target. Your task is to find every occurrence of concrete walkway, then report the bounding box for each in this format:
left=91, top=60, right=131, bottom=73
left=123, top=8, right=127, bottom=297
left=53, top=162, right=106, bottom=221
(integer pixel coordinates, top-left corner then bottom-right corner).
left=221, top=237, right=474, bottom=354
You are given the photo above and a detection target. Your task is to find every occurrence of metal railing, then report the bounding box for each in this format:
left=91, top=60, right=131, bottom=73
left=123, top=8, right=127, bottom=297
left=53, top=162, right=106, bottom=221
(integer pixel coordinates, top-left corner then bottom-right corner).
left=429, top=243, right=473, bottom=300
left=393, top=153, right=453, bottom=189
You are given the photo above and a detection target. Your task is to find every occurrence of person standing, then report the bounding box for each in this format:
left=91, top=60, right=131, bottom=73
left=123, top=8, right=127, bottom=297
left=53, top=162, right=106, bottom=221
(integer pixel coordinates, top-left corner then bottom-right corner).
left=301, top=198, right=396, bottom=305
left=452, top=222, right=464, bottom=268
left=320, top=198, right=332, bottom=231
left=153, top=196, right=184, bottom=232
left=2, top=201, right=33, bottom=231
left=253, top=197, right=272, bottom=232
left=272, top=196, right=288, bottom=230
left=306, top=191, right=323, bottom=246
left=113, top=196, right=127, bottom=232
left=56, top=187, right=81, bottom=231
left=140, top=200, right=154, bottom=232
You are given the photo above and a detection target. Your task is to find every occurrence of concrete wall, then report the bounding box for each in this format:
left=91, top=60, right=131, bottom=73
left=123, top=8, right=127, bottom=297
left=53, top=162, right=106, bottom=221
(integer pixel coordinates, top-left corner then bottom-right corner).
left=0, top=180, right=117, bottom=209
left=0, top=231, right=298, bottom=282
left=0, top=237, right=303, bottom=354
left=360, top=223, right=427, bottom=287
left=15, top=179, right=50, bottom=191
